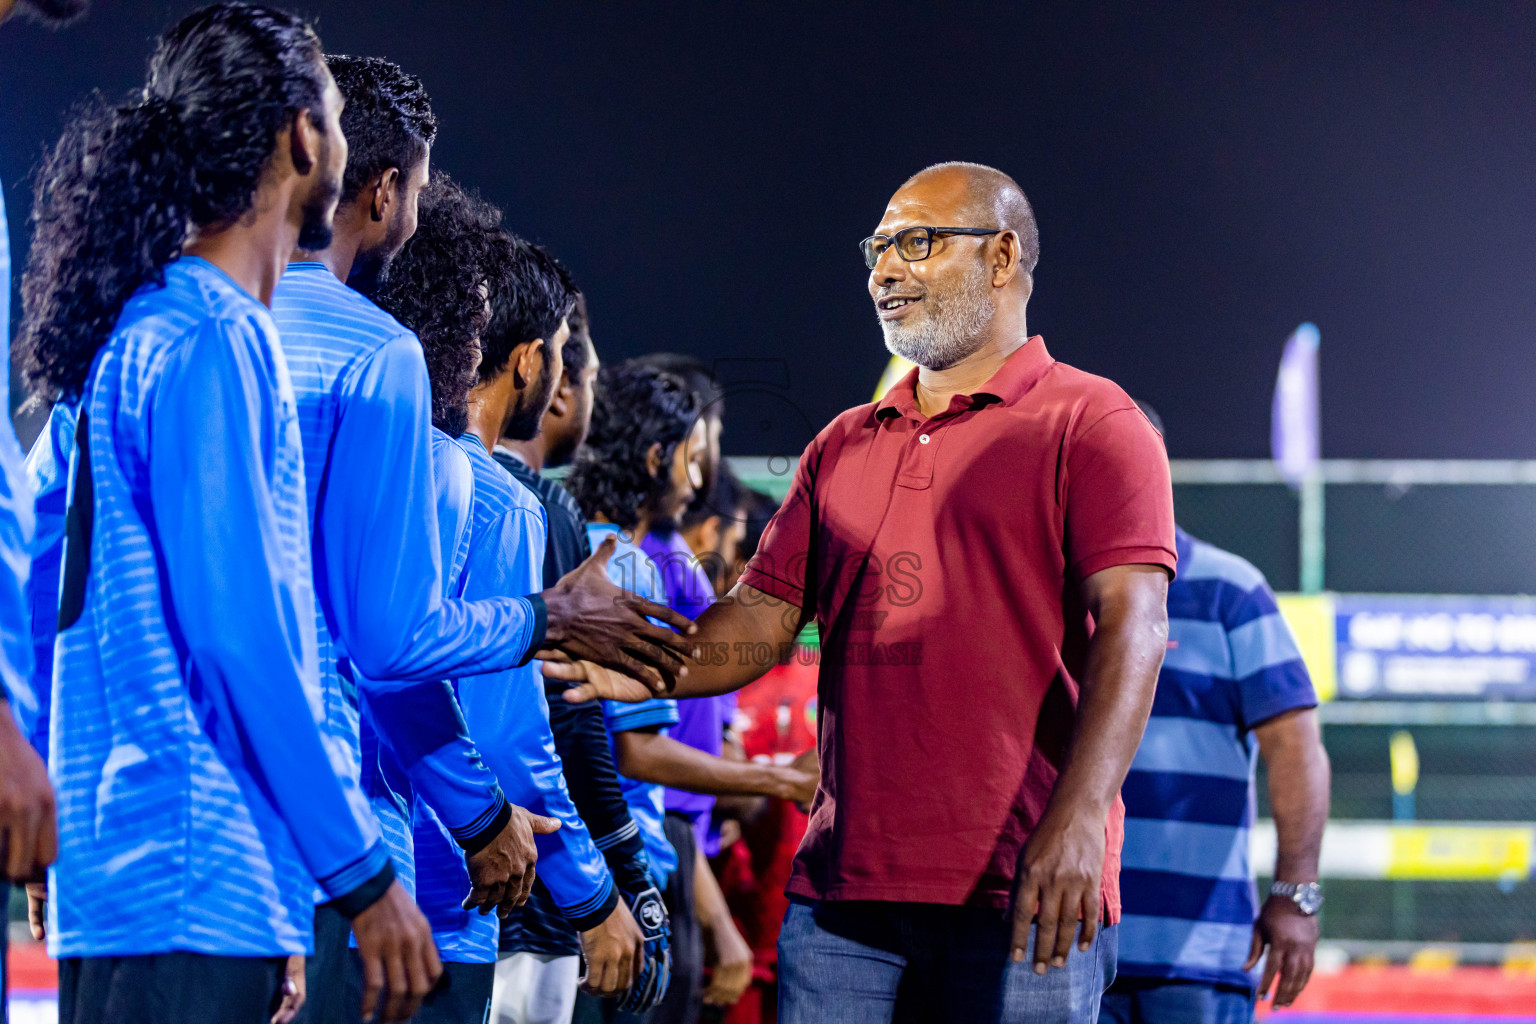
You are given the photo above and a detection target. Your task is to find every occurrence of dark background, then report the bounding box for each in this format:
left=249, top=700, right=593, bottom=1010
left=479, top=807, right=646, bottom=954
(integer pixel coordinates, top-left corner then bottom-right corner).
left=5, top=1, right=1536, bottom=460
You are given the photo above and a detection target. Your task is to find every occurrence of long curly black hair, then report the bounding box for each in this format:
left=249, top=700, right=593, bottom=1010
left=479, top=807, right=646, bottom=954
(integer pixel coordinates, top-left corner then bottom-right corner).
left=565, top=361, right=701, bottom=530
left=371, top=171, right=509, bottom=436
left=18, top=3, right=329, bottom=401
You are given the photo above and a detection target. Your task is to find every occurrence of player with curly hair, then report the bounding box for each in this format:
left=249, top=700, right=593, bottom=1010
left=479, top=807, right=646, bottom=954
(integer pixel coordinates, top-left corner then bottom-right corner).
left=566, top=365, right=816, bottom=1021
left=376, top=179, right=608, bottom=1022
left=269, top=61, right=691, bottom=1020
left=372, top=172, right=504, bottom=438
left=388, top=224, right=672, bottom=1022
left=17, top=6, right=438, bottom=1022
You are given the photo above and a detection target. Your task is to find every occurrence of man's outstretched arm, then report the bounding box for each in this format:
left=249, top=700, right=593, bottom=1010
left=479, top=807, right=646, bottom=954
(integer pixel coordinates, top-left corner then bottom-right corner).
left=556, top=582, right=804, bottom=704
left=613, top=729, right=816, bottom=804
left=1012, top=563, right=1169, bottom=974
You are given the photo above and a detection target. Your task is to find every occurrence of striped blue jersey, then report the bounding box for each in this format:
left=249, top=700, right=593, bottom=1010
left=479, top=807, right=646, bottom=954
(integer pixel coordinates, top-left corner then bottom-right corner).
left=38, top=256, right=388, bottom=957
left=0, top=180, right=38, bottom=734
left=413, top=435, right=616, bottom=963
left=22, top=402, right=74, bottom=761
left=367, top=429, right=478, bottom=904
left=589, top=522, right=681, bottom=887
left=1117, top=527, right=1317, bottom=989
left=271, top=262, right=551, bottom=875
left=431, top=429, right=476, bottom=606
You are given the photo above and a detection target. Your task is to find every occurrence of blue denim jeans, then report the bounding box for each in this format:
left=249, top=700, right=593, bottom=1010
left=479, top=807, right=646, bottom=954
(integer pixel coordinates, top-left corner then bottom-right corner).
left=777, top=897, right=1117, bottom=1024
left=1099, top=980, right=1255, bottom=1024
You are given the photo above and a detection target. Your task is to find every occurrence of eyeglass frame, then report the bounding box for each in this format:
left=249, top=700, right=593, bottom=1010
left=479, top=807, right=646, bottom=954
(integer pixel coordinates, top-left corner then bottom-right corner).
left=859, top=226, right=1003, bottom=270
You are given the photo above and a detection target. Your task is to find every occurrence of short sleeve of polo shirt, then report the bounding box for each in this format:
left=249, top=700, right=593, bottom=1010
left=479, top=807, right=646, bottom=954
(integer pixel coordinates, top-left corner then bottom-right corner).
left=1063, top=407, right=1177, bottom=581
left=1224, top=582, right=1318, bottom=731
left=739, top=438, right=817, bottom=609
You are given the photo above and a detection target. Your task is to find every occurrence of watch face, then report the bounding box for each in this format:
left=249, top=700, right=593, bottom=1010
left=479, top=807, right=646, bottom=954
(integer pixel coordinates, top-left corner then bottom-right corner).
left=1294, top=884, right=1324, bottom=915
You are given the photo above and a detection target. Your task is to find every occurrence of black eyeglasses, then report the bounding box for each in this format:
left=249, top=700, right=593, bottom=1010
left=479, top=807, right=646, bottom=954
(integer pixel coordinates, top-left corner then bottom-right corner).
left=859, top=226, right=1001, bottom=269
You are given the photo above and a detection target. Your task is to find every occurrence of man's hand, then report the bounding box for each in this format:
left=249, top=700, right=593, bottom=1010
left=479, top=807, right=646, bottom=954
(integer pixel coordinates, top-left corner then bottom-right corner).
left=1011, top=811, right=1105, bottom=974
left=580, top=898, right=644, bottom=997
left=538, top=536, right=697, bottom=693
left=464, top=806, right=562, bottom=917
left=547, top=658, right=662, bottom=705
left=270, top=954, right=306, bottom=1024
left=350, top=880, right=443, bottom=1023
left=1008, top=564, right=1166, bottom=974
left=26, top=880, right=46, bottom=940
left=701, top=914, right=753, bottom=1007
left=1250, top=707, right=1328, bottom=1009
left=785, top=748, right=820, bottom=811
left=613, top=882, right=671, bottom=1014
left=0, top=711, right=56, bottom=881
left=1245, top=895, right=1318, bottom=1007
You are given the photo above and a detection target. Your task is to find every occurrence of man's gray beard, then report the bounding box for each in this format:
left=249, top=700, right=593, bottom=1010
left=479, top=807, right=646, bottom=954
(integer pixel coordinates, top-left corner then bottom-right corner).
left=880, top=270, right=996, bottom=370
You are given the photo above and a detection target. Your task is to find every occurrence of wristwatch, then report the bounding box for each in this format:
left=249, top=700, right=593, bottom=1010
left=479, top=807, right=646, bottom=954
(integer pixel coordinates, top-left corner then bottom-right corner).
left=1271, top=881, right=1324, bottom=915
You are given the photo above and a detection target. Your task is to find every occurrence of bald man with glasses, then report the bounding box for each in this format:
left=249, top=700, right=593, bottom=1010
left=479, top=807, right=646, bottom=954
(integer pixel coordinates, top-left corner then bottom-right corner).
left=560, top=162, right=1176, bottom=1023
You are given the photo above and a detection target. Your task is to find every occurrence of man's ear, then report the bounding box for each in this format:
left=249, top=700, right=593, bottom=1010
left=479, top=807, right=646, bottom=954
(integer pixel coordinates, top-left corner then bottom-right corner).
left=644, top=441, right=664, bottom=480
left=547, top=377, right=573, bottom=419
left=698, top=515, right=722, bottom=555
left=289, top=108, right=322, bottom=176
left=992, top=229, right=1023, bottom=289
left=514, top=338, right=546, bottom=388
left=370, top=167, right=401, bottom=224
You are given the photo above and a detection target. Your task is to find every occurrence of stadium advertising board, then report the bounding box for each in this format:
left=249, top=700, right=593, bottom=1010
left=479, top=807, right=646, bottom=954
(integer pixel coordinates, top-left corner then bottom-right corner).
left=1313, top=595, right=1536, bottom=701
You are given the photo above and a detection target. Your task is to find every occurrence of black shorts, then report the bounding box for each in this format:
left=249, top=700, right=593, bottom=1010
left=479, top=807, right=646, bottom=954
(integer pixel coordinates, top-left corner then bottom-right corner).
left=57, top=951, right=286, bottom=1024
left=294, top=903, right=353, bottom=1024
left=411, top=960, right=495, bottom=1024
left=295, top=903, right=490, bottom=1024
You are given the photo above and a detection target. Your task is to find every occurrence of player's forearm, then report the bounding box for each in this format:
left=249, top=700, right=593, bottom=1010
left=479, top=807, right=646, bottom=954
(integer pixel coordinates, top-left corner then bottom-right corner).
left=670, top=584, right=804, bottom=699
left=1041, top=572, right=1168, bottom=824
left=691, top=841, right=733, bottom=932
left=1257, top=708, right=1331, bottom=882
left=615, top=731, right=803, bottom=800
left=370, top=680, right=510, bottom=852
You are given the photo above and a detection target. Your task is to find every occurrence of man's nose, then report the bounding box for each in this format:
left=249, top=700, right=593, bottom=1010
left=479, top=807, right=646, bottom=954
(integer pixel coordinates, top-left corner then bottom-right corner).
left=870, top=244, right=908, bottom=289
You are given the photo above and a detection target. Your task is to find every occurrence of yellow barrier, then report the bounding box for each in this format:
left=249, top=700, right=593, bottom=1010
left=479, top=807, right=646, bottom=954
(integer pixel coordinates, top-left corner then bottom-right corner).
left=1388, top=825, right=1533, bottom=881
left=1275, top=593, right=1338, bottom=701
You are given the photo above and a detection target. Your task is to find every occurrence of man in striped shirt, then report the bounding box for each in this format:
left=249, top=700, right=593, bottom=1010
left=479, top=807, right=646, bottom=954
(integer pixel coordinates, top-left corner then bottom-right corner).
left=1104, top=406, right=1330, bottom=1024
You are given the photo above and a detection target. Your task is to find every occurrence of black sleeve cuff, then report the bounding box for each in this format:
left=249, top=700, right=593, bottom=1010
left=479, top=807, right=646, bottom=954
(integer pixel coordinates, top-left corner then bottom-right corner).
left=607, top=842, right=655, bottom=896
left=564, top=884, right=621, bottom=934
left=456, top=795, right=513, bottom=855
left=326, top=859, right=396, bottom=919
left=516, top=594, right=549, bottom=667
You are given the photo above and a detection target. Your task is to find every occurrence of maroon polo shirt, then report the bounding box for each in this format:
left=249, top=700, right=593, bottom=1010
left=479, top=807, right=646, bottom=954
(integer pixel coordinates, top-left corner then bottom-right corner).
left=739, top=337, right=1175, bottom=919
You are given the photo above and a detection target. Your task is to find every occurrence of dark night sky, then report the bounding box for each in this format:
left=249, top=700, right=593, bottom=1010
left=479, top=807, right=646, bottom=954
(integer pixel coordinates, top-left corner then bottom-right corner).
left=4, top=2, right=1535, bottom=459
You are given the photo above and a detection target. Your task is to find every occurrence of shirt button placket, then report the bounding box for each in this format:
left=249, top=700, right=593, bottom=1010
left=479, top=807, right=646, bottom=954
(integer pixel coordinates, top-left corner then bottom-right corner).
left=897, top=422, right=939, bottom=488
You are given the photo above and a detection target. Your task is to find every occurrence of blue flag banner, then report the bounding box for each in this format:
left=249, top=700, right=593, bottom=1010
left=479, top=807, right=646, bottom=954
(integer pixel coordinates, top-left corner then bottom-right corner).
left=1272, top=322, right=1320, bottom=488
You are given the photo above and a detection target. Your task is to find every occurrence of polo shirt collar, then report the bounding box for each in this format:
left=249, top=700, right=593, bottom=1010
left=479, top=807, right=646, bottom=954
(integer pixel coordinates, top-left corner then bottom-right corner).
left=874, top=336, right=1055, bottom=422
